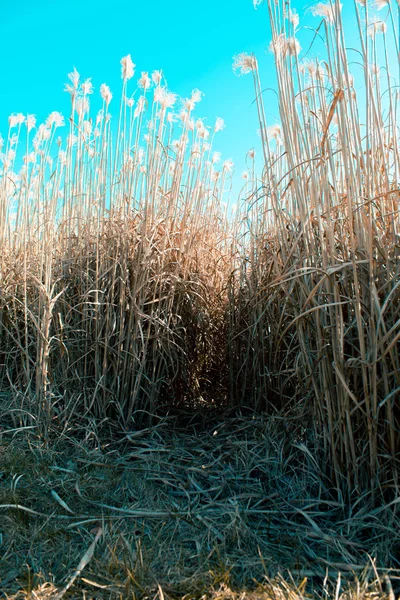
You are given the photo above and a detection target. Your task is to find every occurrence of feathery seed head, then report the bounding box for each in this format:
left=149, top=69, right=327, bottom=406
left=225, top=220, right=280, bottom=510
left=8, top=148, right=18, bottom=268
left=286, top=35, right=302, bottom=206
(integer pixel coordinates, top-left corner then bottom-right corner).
left=212, top=151, right=221, bottom=164
left=9, top=133, right=18, bottom=148
left=233, top=53, right=257, bottom=75
left=223, top=158, right=234, bottom=172
left=121, top=54, right=135, bottom=80
left=23, top=152, right=36, bottom=164
left=154, top=86, right=177, bottom=110
left=67, top=67, right=80, bottom=89
left=100, top=84, right=113, bottom=106
left=270, top=34, right=301, bottom=57
left=124, top=95, right=135, bottom=108
left=82, top=78, right=93, bottom=95
left=191, top=89, right=204, bottom=104
left=46, top=112, right=65, bottom=128
left=26, top=115, right=36, bottom=132
left=368, top=18, right=387, bottom=35
left=288, top=8, right=299, bottom=28
left=247, top=148, right=255, bottom=159
left=268, top=124, right=282, bottom=144
left=75, top=96, right=89, bottom=119
left=33, top=125, right=51, bottom=150
left=214, top=117, right=225, bottom=132
left=375, top=0, right=389, bottom=8
left=311, top=2, right=342, bottom=23
left=83, top=120, right=92, bottom=136
left=138, top=71, right=151, bottom=90
left=152, top=70, right=162, bottom=85
left=9, top=113, right=25, bottom=128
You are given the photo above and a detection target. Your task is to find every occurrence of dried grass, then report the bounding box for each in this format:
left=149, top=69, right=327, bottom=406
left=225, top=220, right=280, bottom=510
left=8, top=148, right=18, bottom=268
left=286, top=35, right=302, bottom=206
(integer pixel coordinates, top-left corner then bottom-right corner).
left=1, top=414, right=399, bottom=599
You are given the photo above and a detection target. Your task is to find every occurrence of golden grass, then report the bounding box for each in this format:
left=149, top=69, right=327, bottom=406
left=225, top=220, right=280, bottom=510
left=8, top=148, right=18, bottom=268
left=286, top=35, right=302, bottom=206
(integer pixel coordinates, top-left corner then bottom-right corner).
left=0, top=2, right=399, bottom=593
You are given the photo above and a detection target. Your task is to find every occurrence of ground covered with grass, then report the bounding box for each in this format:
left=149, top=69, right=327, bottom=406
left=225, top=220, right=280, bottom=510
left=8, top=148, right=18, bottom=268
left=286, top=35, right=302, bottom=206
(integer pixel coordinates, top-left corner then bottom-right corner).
left=1, top=410, right=399, bottom=599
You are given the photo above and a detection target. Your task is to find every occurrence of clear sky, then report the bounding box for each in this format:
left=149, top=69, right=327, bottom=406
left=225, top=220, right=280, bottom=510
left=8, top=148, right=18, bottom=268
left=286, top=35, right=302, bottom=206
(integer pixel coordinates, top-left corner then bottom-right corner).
left=0, top=0, right=398, bottom=200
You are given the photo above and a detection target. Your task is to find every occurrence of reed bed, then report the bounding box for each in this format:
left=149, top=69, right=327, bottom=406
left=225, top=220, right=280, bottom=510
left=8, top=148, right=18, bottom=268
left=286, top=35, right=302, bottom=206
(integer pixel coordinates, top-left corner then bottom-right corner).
left=0, top=65, right=232, bottom=436
left=0, top=0, right=399, bottom=552
left=229, top=0, right=400, bottom=502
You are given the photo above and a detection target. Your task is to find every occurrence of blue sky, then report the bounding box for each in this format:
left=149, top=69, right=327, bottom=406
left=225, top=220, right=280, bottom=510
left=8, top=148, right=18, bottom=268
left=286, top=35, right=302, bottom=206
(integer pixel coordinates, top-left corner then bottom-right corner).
left=1, top=0, right=398, bottom=200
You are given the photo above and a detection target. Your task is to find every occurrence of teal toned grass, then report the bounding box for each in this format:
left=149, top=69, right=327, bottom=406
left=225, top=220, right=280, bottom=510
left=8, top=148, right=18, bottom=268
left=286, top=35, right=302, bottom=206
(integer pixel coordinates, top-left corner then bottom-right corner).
left=0, top=0, right=398, bottom=542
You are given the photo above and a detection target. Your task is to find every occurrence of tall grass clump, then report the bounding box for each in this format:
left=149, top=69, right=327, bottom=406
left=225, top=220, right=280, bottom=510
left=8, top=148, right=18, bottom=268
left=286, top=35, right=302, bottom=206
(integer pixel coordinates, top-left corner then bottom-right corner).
left=0, top=62, right=233, bottom=434
left=230, top=0, right=399, bottom=500
left=0, top=0, right=399, bottom=507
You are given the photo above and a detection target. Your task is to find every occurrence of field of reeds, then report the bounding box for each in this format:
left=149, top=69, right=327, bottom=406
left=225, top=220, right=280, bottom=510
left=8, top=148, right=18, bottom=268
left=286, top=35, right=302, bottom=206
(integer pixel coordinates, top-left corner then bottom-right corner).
left=0, top=0, right=399, bottom=597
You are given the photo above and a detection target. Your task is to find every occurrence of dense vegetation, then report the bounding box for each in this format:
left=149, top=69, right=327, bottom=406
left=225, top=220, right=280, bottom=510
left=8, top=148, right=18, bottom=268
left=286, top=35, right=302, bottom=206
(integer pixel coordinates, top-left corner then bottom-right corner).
left=0, top=4, right=399, bottom=595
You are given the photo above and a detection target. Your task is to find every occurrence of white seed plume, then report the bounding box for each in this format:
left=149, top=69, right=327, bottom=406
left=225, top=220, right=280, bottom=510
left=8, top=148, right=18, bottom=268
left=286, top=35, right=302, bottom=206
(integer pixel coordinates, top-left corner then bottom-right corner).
left=212, top=151, right=221, bottom=164
left=100, top=84, right=113, bottom=106
left=9, top=134, right=19, bottom=147
left=247, top=149, right=256, bottom=159
left=121, top=54, right=135, bottom=80
left=368, top=18, right=387, bottom=35
left=83, top=120, right=92, bottom=136
left=288, top=9, right=299, bottom=28
left=214, top=117, right=225, bottom=132
left=124, top=95, right=135, bottom=108
left=375, top=0, right=389, bottom=8
left=24, top=152, right=36, bottom=164
left=138, top=72, right=151, bottom=90
left=8, top=113, right=25, bottom=128
left=154, top=86, right=176, bottom=110
left=270, top=34, right=301, bottom=57
left=268, top=124, right=282, bottom=144
left=75, top=96, right=89, bottom=119
left=82, top=78, right=93, bottom=95
left=183, top=89, right=204, bottom=111
left=67, top=67, right=80, bottom=89
left=300, top=60, right=318, bottom=77
left=233, top=53, right=257, bottom=75
left=152, top=70, right=162, bottom=85
left=46, top=112, right=65, bottom=128
left=223, top=159, right=234, bottom=172
left=311, top=2, right=342, bottom=23
left=191, top=89, right=203, bottom=104
left=26, top=114, right=36, bottom=132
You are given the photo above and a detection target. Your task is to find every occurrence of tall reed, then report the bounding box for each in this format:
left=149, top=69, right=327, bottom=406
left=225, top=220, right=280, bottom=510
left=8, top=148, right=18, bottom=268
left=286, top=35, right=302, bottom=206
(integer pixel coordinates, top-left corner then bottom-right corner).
left=230, top=0, right=399, bottom=501
left=0, top=63, right=232, bottom=434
